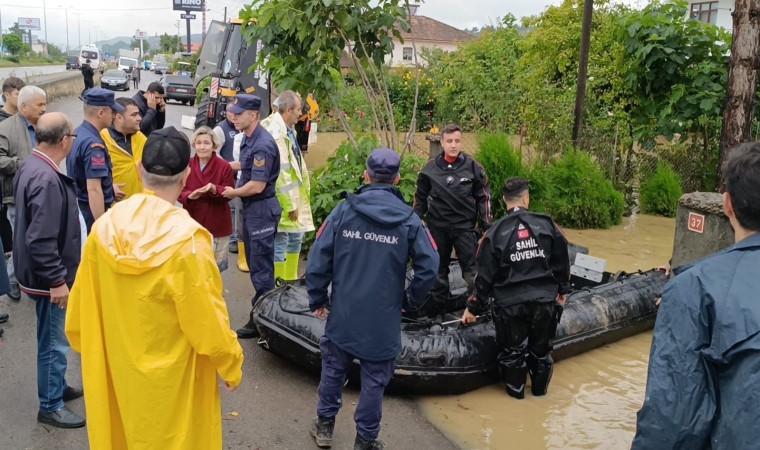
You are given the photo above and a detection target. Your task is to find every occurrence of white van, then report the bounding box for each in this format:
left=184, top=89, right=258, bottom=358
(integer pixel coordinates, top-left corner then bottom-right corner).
left=118, top=57, right=139, bottom=72
left=79, top=45, right=102, bottom=72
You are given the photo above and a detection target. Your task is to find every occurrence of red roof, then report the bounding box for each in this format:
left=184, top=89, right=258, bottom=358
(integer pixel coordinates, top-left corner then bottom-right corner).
left=396, top=15, right=475, bottom=44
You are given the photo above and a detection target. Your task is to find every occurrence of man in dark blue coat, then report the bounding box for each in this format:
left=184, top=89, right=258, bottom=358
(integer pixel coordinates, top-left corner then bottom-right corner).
left=633, top=142, right=760, bottom=449
left=306, top=148, right=439, bottom=450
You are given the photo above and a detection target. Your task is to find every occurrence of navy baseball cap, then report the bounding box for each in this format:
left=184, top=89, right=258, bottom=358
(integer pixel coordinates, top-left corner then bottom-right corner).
left=227, top=94, right=261, bottom=114
left=367, top=148, right=400, bottom=182
left=83, top=88, right=125, bottom=113
left=142, top=127, right=191, bottom=176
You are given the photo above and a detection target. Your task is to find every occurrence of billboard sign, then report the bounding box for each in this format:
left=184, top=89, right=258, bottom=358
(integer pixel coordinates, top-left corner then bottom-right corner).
left=181, top=13, right=196, bottom=19
left=18, top=17, right=41, bottom=31
left=134, top=30, right=147, bottom=40
left=172, top=0, right=204, bottom=11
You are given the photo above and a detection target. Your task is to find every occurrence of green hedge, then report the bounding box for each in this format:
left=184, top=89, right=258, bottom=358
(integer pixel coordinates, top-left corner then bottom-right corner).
left=306, top=136, right=426, bottom=248
left=640, top=162, right=682, bottom=217
left=540, top=149, right=624, bottom=229
left=475, top=133, right=526, bottom=219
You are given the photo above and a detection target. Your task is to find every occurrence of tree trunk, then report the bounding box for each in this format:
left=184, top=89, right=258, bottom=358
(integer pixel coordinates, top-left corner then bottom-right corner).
left=717, top=0, right=760, bottom=187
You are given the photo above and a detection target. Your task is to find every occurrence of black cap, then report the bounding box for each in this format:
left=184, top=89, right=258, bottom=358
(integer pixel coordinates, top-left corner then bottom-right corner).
left=228, top=94, right=262, bottom=114
left=141, top=127, right=191, bottom=176
left=83, top=88, right=125, bottom=112
left=366, top=148, right=400, bottom=182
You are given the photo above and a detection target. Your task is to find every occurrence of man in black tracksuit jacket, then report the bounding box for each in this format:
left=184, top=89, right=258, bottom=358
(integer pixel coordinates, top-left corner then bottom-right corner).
left=131, top=82, right=166, bottom=137
left=413, top=124, right=491, bottom=316
left=463, top=177, right=570, bottom=399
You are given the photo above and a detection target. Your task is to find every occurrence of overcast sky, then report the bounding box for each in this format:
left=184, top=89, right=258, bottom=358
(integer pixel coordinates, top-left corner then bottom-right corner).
left=0, top=0, right=648, bottom=51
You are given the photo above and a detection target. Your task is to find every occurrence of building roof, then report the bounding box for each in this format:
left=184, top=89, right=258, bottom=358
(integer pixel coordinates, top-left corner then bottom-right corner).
left=396, top=15, right=475, bottom=44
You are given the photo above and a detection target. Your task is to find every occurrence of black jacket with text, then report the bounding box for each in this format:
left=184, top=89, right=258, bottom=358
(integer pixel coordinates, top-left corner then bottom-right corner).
left=467, top=207, right=570, bottom=313
left=413, top=152, right=491, bottom=231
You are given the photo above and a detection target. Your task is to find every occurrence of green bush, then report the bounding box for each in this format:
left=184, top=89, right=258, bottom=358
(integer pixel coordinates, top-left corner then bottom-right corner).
left=541, top=149, right=625, bottom=229
left=306, top=136, right=425, bottom=249
left=476, top=133, right=526, bottom=219
left=640, top=163, right=683, bottom=217
left=195, top=77, right=211, bottom=103
left=4, top=55, right=19, bottom=64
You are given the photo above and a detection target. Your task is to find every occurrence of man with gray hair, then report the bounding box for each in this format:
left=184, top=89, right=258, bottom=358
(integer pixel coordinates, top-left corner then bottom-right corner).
left=262, top=90, right=314, bottom=281
left=14, top=112, right=84, bottom=428
left=0, top=84, right=47, bottom=300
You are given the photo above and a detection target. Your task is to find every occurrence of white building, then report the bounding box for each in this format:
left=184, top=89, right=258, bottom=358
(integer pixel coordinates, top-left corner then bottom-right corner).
left=386, top=6, right=474, bottom=67
left=687, top=0, right=734, bottom=31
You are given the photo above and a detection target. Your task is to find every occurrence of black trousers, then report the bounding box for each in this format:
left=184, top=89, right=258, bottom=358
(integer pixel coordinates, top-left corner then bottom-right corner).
left=493, top=301, right=558, bottom=398
left=428, top=227, right=477, bottom=313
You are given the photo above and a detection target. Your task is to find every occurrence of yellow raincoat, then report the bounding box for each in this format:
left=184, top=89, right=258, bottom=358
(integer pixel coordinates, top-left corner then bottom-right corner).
left=65, top=192, right=244, bottom=450
left=100, top=128, right=147, bottom=198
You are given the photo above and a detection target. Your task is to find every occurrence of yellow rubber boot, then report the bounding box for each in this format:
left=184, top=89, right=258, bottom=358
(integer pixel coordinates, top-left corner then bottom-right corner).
left=274, top=261, right=285, bottom=282
left=237, top=242, right=249, bottom=272
left=284, top=252, right=300, bottom=280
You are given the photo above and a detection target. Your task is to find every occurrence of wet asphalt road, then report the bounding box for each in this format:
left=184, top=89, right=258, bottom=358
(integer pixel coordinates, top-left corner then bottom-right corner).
left=0, top=71, right=457, bottom=449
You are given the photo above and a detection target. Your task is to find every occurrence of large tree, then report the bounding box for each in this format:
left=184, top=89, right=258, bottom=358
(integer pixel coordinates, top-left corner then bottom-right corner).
left=717, top=0, right=760, bottom=185
left=240, top=0, right=412, bottom=149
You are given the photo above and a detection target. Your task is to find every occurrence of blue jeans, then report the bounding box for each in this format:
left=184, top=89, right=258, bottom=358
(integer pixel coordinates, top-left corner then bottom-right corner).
left=32, top=294, right=70, bottom=412
left=274, top=231, right=305, bottom=262
left=317, top=336, right=395, bottom=441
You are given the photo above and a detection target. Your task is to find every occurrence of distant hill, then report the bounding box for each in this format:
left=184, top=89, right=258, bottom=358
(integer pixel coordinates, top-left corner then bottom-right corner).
left=95, top=33, right=204, bottom=48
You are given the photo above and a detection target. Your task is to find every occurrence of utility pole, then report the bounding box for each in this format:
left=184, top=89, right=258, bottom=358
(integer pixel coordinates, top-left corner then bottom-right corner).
left=0, top=7, right=4, bottom=56
left=224, top=7, right=227, bottom=22
left=717, top=0, right=760, bottom=186
left=43, top=0, right=48, bottom=55
left=64, top=8, right=69, bottom=54
left=572, top=0, right=594, bottom=146
left=175, top=20, right=181, bottom=54
left=72, top=12, right=81, bottom=49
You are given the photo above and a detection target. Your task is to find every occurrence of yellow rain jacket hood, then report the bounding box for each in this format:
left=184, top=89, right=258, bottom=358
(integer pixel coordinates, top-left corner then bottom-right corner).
left=66, top=193, right=244, bottom=450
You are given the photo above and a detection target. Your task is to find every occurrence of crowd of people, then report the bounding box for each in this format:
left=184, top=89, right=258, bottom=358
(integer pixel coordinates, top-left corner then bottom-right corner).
left=0, top=75, right=758, bottom=450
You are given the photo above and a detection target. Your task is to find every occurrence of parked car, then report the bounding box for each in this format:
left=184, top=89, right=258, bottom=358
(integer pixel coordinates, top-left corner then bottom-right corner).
left=66, top=56, right=80, bottom=70
left=154, top=64, right=170, bottom=74
left=100, top=69, right=130, bottom=91
left=160, top=75, right=197, bottom=105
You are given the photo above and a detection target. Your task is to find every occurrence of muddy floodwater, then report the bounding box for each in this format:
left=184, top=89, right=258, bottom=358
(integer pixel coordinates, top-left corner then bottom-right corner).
left=420, top=214, right=676, bottom=449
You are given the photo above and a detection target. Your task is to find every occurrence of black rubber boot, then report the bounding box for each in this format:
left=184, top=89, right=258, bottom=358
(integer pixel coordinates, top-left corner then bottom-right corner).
left=529, top=353, right=554, bottom=396
left=354, top=434, right=386, bottom=450
left=310, top=416, right=335, bottom=448
left=236, top=310, right=259, bottom=339
left=503, top=365, right=529, bottom=399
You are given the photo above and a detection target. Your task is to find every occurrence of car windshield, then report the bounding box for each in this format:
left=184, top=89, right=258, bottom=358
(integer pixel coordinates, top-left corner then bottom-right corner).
left=67, top=56, right=77, bottom=62
left=104, top=70, right=124, bottom=77
left=166, top=76, right=193, bottom=86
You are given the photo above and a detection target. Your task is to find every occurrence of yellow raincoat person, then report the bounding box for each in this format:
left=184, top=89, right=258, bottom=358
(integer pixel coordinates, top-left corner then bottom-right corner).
left=65, top=192, right=244, bottom=449
left=100, top=128, right=147, bottom=198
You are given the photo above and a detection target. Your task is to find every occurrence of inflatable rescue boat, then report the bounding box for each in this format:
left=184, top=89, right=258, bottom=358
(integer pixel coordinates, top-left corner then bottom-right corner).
left=252, top=246, right=667, bottom=394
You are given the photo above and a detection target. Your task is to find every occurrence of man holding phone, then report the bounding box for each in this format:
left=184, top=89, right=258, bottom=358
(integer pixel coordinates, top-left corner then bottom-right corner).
left=131, top=82, right=166, bottom=137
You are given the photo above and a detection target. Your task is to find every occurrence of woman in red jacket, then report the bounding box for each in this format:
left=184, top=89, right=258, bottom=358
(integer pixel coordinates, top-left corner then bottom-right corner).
left=179, top=126, right=235, bottom=271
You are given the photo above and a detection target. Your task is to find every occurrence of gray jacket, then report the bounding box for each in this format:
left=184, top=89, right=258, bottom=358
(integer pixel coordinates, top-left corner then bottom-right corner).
left=0, top=113, right=33, bottom=204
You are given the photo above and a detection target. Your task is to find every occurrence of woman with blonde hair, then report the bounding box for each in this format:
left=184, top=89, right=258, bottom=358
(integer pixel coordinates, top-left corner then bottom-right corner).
left=179, top=126, right=235, bottom=271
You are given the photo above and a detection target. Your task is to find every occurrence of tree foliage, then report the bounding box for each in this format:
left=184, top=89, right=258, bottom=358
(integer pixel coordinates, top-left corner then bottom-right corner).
left=3, top=34, right=25, bottom=56
left=427, top=15, right=522, bottom=133
left=620, top=0, right=730, bottom=141
left=240, top=0, right=413, bottom=150
left=158, top=33, right=181, bottom=54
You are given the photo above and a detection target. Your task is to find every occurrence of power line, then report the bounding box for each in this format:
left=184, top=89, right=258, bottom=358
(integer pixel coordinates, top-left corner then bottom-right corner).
left=0, top=4, right=169, bottom=11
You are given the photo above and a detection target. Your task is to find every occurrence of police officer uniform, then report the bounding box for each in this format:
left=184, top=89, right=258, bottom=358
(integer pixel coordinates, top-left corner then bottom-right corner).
left=466, top=179, right=570, bottom=399
left=66, top=88, right=125, bottom=232
left=413, top=151, right=491, bottom=315
left=229, top=94, right=282, bottom=339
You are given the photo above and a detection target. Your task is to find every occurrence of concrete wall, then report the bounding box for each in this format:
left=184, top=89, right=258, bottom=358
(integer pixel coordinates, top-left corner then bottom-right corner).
left=671, top=192, right=734, bottom=268
left=24, top=71, right=101, bottom=104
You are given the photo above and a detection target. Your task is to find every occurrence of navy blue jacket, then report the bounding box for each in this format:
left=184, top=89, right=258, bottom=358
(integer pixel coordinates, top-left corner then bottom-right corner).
left=633, top=232, right=760, bottom=449
left=306, top=184, right=439, bottom=361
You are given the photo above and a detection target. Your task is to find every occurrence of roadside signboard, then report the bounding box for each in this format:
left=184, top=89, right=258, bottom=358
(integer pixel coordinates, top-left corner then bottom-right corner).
left=173, top=0, right=204, bottom=12
left=181, top=13, right=196, bottom=19
left=18, top=17, right=41, bottom=31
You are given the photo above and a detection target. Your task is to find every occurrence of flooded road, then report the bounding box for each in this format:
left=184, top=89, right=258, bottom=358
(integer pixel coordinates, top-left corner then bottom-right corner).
left=420, top=214, right=675, bottom=449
